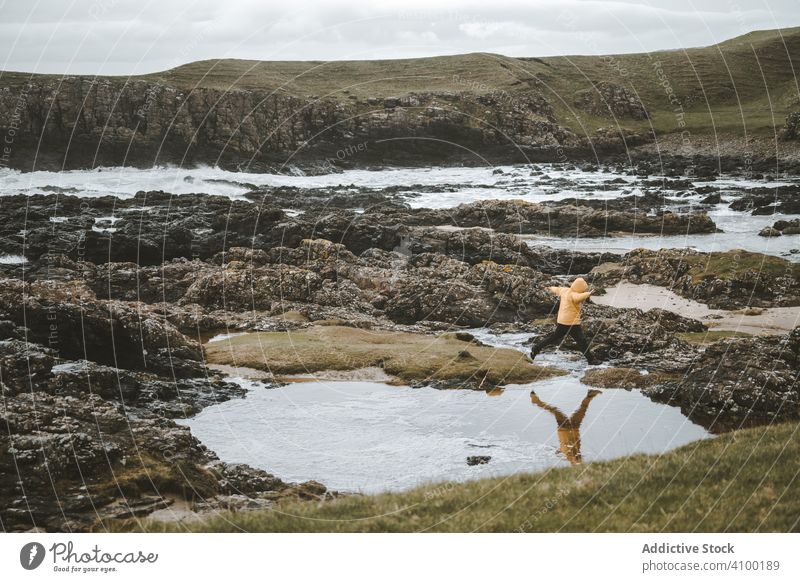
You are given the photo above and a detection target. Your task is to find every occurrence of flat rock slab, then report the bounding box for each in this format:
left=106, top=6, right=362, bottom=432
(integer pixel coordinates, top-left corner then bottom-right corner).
left=204, top=325, right=564, bottom=388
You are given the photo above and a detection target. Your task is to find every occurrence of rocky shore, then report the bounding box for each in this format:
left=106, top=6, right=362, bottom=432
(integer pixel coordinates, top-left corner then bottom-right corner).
left=1, top=168, right=798, bottom=532
left=589, top=248, right=800, bottom=309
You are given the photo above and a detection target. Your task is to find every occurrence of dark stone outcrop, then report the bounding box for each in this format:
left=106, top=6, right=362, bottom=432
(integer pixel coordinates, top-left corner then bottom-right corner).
left=388, top=199, right=718, bottom=237
left=0, top=77, right=581, bottom=170
left=728, top=185, right=800, bottom=215
left=589, top=248, right=800, bottom=309
left=644, top=328, right=800, bottom=430
left=574, top=82, right=648, bottom=120
left=0, top=320, right=332, bottom=532
left=0, top=278, right=203, bottom=376
left=765, top=218, right=800, bottom=236
left=524, top=303, right=704, bottom=366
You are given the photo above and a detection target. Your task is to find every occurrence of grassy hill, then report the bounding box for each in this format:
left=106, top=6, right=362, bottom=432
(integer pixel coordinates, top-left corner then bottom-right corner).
left=136, top=27, right=800, bottom=137
left=5, top=26, right=796, bottom=138
left=115, top=420, right=800, bottom=533
left=2, top=27, right=798, bottom=169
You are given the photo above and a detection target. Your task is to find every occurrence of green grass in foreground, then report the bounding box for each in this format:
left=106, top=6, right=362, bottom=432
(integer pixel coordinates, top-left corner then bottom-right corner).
left=118, top=421, right=800, bottom=532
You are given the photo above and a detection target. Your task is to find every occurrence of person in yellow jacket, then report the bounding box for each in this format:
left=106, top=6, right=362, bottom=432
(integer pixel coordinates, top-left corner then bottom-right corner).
left=529, top=277, right=600, bottom=364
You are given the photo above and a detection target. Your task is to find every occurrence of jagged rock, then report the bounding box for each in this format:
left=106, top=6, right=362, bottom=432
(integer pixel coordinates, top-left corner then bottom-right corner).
left=0, top=337, right=305, bottom=532
left=0, top=77, right=583, bottom=170
left=391, top=199, right=717, bottom=237
left=589, top=248, right=800, bottom=309
left=728, top=185, right=800, bottom=215
left=466, top=456, right=491, bottom=466
left=581, top=367, right=675, bottom=390
left=0, top=192, right=288, bottom=265
left=643, top=327, right=800, bottom=428
left=0, top=278, right=203, bottom=375
left=525, top=303, right=703, bottom=366
left=0, top=391, right=212, bottom=531
left=783, top=111, right=800, bottom=139
left=770, top=218, right=800, bottom=235
left=574, top=82, right=648, bottom=120
left=700, top=192, right=722, bottom=204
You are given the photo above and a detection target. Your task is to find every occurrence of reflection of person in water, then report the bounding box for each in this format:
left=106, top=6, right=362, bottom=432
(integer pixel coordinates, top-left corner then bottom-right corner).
left=530, top=389, right=602, bottom=465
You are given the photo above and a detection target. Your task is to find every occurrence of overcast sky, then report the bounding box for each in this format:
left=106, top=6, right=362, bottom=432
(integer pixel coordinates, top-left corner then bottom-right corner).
left=1, top=0, right=798, bottom=75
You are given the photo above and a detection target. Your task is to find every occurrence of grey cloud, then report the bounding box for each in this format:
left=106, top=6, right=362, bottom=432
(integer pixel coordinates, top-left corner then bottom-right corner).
left=0, top=0, right=797, bottom=75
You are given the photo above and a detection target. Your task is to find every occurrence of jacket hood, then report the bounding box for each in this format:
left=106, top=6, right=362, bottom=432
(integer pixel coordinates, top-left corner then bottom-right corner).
left=570, top=277, right=588, bottom=293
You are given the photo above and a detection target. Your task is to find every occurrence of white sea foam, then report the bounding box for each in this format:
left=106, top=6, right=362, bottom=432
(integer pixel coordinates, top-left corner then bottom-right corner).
left=2, top=164, right=798, bottom=259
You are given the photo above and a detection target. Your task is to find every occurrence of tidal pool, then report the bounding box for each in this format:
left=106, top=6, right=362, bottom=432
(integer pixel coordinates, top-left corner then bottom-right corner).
left=181, top=360, right=711, bottom=494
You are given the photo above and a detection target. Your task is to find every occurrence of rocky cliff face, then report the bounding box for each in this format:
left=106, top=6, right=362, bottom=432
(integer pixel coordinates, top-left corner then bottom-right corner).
left=574, top=82, right=649, bottom=120
left=0, top=77, right=594, bottom=170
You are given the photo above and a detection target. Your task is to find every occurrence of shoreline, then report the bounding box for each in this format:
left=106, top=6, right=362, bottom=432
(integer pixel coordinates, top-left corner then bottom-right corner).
left=3, top=135, right=800, bottom=173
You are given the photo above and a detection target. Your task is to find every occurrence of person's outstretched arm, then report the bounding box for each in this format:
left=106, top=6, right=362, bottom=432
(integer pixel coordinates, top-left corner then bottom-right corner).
left=573, top=289, right=594, bottom=302
left=547, top=286, right=566, bottom=295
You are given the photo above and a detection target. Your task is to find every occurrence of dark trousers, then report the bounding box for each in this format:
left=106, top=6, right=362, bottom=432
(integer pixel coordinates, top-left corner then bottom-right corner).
left=533, top=323, right=592, bottom=358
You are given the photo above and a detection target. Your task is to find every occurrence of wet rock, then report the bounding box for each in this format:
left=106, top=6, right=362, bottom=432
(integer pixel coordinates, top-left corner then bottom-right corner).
left=397, top=226, right=620, bottom=275
left=0, top=278, right=203, bottom=375
left=581, top=367, right=676, bottom=390
left=207, top=462, right=286, bottom=496
left=295, top=480, right=329, bottom=501
left=583, top=306, right=700, bottom=364
left=0, top=339, right=303, bottom=532
left=524, top=303, right=703, bottom=367
left=391, top=199, right=717, bottom=237
left=0, top=339, right=57, bottom=393
left=770, top=218, right=800, bottom=235
left=700, top=192, right=722, bottom=204
left=759, top=226, right=782, bottom=237
left=784, top=111, right=800, bottom=139
left=728, top=185, right=800, bottom=215
left=0, top=391, right=212, bottom=531
left=0, top=192, right=295, bottom=266
left=589, top=248, right=800, bottom=309
left=466, top=455, right=492, bottom=466
left=643, top=327, right=800, bottom=429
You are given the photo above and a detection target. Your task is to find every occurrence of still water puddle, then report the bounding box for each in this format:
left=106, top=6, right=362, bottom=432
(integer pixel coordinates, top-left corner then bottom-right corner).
left=182, top=333, right=710, bottom=494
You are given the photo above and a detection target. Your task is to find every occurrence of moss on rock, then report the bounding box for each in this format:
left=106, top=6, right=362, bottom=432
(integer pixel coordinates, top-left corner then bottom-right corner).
left=204, top=325, right=564, bottom=388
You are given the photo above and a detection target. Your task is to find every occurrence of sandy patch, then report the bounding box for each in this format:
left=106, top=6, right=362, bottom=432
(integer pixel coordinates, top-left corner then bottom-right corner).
left=593, top=282, right=800, bottom=335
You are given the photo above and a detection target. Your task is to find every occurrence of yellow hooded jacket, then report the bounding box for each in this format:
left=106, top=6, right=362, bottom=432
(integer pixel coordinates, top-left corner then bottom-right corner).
left=548, top=277, right=592, bottom=325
